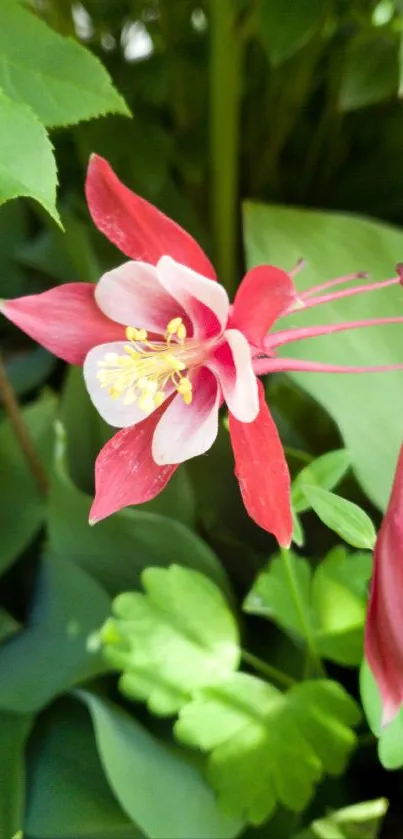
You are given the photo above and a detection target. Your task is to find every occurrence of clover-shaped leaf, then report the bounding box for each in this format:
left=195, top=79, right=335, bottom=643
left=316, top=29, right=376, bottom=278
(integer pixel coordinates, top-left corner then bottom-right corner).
left=100, top=565, right=240, bottom=715
left=175, top=675, right=361, bottom=825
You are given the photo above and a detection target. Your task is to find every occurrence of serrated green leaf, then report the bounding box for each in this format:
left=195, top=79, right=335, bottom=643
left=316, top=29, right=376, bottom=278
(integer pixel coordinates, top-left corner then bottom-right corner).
left=175, top=675, right=360, bottom=825
left=0, top=711, right=33, bottom=838
left=0, top=556, right=110, bottom=713
left=292, top=450, right=351, bottom=514
left=0, top=89, right=60, bottom=223
left=80, top=692, right=241, bottom=839
left=0, top=1, right=130, bottom=127
left=0, top=391, right=57, bottom=575
left=302, top=487, right=376, bottom=550
left=245, top=548, right=371, bottom=666
left=258, top=0, right=325, bottom=65
left=48, top=428, right=226, bottom=595
left=339, top=34, right=398, bottom=111
left=26, top=698, right=141, bottom=839
left=100, top=565, right=240, bottom=715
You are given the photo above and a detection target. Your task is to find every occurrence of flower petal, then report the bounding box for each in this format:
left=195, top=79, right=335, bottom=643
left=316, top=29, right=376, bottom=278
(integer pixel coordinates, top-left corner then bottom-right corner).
left=83, top=341, right=171, bottom=428
left=229, top=265, right=297, bottom=347
left=90, top=407, right=177, bottom=523
left=207, top=329, right=259, bottom=422
left=152, top=367, right=220, bottom=465
left=86, top=155, right=216, bottom=279
left=365, top=442, right=403, bottom=727
left=95, top=261, right=187, bottom=334
left=228, top=380, right=292, bottom=545
left=1, top=284, right=124, bottom=364
left=157, top=255, right=229, bottom=339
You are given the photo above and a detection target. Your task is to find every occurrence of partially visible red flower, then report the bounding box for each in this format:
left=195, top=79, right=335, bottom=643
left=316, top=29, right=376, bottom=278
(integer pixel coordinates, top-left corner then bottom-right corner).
left=2, top=155, right=403, bottom=546
left=365, top=443, right=403, bottom=727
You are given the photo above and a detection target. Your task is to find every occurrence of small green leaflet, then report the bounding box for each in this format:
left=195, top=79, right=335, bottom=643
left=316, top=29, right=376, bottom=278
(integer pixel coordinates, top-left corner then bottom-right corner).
left=292, top=449, right=351, bottom=514
left=244, top=547, right=372, bottom=666
left=100, top=565, right=240, bottom=715
left=0, top=1, right=130, bottom=128
left=296, top=798, right=388, bottom=839
left=360, top=659, right=403, bottom=770
left=0, top=89, right=60, bottom=223
left=175, top=675, right=361, bottom=824
left=302, top=486, right=376, bottom=550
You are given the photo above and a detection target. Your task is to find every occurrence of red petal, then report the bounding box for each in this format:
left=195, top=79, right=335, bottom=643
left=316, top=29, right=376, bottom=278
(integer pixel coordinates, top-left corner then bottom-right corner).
left=85, top=155, right=216, bottom=280
left=1, top=284, right=124, bottom=364
left=228, top=380, right=292, bottom=545
left=229, top=265, right=297, bottom=346
left=365, top=443, right=403, bottom=726
left=90, top=405, right=177, bottom=523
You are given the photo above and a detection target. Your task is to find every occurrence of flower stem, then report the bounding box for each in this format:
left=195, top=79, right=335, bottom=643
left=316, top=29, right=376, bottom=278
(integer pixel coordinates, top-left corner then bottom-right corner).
left=209, top=0, right=241, bottom=295
left=241, top=649, right=296, bottom=689
left=0, top=354, right=48, bottom=495
left=280, top=548, right=325, bottom=677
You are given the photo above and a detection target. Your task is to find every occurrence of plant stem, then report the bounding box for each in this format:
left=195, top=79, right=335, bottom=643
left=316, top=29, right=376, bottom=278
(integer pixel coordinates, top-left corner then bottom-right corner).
left=0, top=355, right=48, bottom=495
left=280, top=548, right=325, bottom=677
left=209, top=0, right=241, bottom=295
left=241, top=649, right=296, bottom=689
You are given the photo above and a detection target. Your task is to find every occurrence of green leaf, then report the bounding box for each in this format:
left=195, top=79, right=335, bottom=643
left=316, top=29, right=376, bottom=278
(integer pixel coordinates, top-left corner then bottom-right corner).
left=243, top=202, right=403, bottom=512
left=292, top=450, right=351, bottom=514
left=360, top=659, right=403, bottom=769
left=0, top=712, right=32, bottom=838
left=298, top=798, right=388, bottom=839
left=245, top=548, right=371, bottom=666
left=339, top=34, right=398, bottom=111
left=302, top=487, right=376, bottom=550
left=0, top=391, right=57, bottom=575
left=175, top=675, right=360, bottom=825
left=4, top=348, right=56, bottom=399
left=48, top=432, right=227, bottom=596
left=0, top=556, right=110, bottom=713
left=292, top=509, right=305, bottom=547
left=258, top=0, right=325, bottom=65
left=0, top=608, right=20, bottom=645
left=26, top=698, right=141, bottom=839
left=0, top=1, right=130, bottom=127
left=80, top=691, right=241, bottom=839
left=100, top=565, right=240, bottom=715
left=0, top=89, right=59, bottom=222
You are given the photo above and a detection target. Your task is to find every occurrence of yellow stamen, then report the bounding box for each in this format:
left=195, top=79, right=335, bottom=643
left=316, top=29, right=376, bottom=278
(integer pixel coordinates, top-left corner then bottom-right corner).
left=126, top=326, right=148, bottom=342
left=154, top=391, right=165, bottom=408
left=183, top=390, right=193, bottom=405
left=177, top=323, right=187, bottom=341
left=138, top=393, right=156, bottom=413
left=166, top=317, right=183, bottom=335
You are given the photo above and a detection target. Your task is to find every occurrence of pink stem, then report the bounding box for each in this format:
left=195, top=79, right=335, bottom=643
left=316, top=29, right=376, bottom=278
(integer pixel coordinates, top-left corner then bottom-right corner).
left=265, top=316, right=403, bottom=351
left=253, top=356, right=403, bottom=376
left=298, top=271, right=368, bottom=299
left=288, top=277, right=401, bottom=313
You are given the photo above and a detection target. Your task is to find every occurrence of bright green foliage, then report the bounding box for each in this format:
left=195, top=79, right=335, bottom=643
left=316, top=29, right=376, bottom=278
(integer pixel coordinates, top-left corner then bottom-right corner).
left=245, top=548, right=372, bottom=665
left=0, top=1, right=129, bottom=127
left=0, top=392, right=56, bottom=575
left=302, top=487, right=376, bottom=550
left=292, top=450, right=351, bottom=514
left=339, top=34, right=398, bottom=111
left=360, top=660, right=403, bottom=770
left=0, top=89, right=60, bottom=223
left=80, top=692, right=240, bottom=839
left=297, top=798, right=388, bottom=839
left=101, top=565, right=240, bottom=714
left=258, top=0, right=324, bottom=65
left=0, top=712, right=32, bottom=839
left=244, top=203, right=403, bottom=512
left=175, top=674, right=361, bottom=824
left=0, top=556, right=110, bottom=713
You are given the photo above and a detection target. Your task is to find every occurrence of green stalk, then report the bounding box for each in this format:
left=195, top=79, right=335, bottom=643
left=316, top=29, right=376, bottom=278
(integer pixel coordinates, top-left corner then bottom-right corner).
left=241, top=649, right=296, bottom=690
left=280, top=548, right=325, bottom=677
left=209, top=0, right=241, bottom=295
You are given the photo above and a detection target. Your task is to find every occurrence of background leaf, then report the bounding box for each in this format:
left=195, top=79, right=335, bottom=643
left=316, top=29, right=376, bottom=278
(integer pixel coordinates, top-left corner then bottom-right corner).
left=258, top=0, right=324, bottom=66
left=0, top=712, right=32, bottom=839
left=292, top=450, right=351, bottom=514
left=302, top=487, right=376, bottom=550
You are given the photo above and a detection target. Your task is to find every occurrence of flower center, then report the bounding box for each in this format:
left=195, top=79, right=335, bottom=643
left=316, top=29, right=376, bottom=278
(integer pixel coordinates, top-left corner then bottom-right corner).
left=96, top=317, right=194, bottom=413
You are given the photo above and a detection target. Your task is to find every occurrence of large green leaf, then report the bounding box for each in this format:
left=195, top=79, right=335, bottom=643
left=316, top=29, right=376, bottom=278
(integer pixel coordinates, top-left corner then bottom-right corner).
left=175, top=675, right=360, bottom=825
left=0, top=712, right=33, bottom=838
left=100, top=565, right=240, bottom=715
left=0, top=556, right=110, bottom=713
left=0, top=1, right=129, bottom=127
left=0, top=392, right=57, bottom=575
left=48, top=435, right=227, bottom=595
left=243, top=202, right=403, bottom=510
left=26, top=698, right=141, bottom=839
left=80, top=692, right=241, bottom=839
left=0, top=89, right=59, bottom=222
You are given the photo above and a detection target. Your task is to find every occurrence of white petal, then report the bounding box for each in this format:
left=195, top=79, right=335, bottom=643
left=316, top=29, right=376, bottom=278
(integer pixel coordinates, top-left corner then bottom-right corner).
left=156, top=255, right=229, bottom=339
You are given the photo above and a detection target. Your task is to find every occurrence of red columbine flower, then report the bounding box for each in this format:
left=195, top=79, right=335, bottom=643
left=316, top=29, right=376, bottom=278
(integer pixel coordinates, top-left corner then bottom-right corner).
left=365, top=443, right=403, bottom=727
left=2, top=155, right=403, bottom=545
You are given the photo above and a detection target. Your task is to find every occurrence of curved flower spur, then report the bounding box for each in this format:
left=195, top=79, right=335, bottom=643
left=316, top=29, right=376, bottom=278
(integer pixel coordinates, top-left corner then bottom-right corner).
left=2, top=155, right=403, bottom=547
